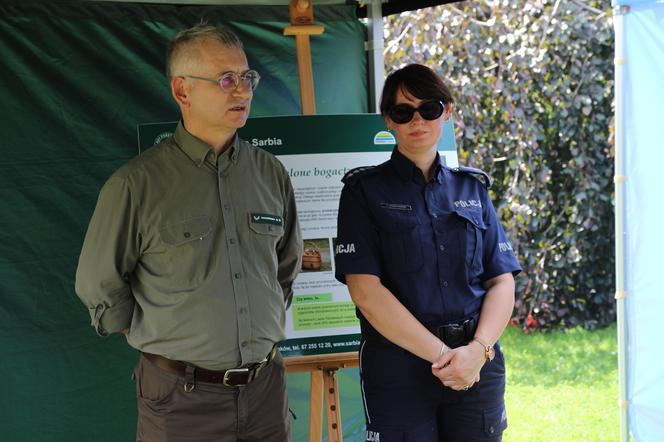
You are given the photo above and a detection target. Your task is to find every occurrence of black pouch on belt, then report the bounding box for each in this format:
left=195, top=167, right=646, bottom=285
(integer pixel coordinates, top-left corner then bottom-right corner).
left=431, top=313, right=479, bottom=349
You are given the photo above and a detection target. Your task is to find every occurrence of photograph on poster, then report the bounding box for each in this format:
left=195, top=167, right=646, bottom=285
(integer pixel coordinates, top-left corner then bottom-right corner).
left=301, top=238, right=332, bottom=272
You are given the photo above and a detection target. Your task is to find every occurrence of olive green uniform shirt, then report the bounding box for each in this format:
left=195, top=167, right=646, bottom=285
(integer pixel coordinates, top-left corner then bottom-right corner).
left=75, top=122, right=302, bottom=370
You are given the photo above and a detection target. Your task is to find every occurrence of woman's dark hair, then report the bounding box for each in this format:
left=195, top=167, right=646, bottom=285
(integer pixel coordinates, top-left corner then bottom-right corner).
left=379, top=64, right=454, bottom=117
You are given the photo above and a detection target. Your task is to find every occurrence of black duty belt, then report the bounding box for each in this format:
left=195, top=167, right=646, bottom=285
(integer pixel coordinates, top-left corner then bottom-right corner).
left=142, top=346, right=277, bottom=388
left=364, top=313, right=479, bottom=349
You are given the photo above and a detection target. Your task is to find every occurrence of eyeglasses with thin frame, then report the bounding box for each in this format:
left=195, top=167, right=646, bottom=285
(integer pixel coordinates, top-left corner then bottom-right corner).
left=388, top=100, right=445, bottom=124
left=184, top=70, right=261, bottom=93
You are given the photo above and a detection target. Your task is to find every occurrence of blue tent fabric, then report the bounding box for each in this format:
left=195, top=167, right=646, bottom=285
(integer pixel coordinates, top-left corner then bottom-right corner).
left=621, top=1, right=664, bottom=440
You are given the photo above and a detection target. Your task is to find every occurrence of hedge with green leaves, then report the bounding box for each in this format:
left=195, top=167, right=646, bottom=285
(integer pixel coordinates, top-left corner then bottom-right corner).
left=384, top=1, right=614, bottom=330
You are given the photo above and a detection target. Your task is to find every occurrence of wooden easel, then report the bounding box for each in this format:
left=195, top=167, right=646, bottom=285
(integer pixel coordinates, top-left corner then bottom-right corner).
left=283, top=0, right=324, bottom=116
left=283, top=2, right=359, bottom=441
left=285, top=352, right=359, bottom=442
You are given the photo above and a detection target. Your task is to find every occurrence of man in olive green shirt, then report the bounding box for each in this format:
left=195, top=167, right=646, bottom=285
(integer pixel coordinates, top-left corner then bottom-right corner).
left=75, top=25, right=301, bottom=441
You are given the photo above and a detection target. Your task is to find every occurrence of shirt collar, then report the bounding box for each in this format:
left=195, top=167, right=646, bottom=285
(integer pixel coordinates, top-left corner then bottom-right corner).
left=391, top=146, right=444, bottom=183
left=173, top=121, right=240, bottom=167
left=433, top=159, right=444, bottom=183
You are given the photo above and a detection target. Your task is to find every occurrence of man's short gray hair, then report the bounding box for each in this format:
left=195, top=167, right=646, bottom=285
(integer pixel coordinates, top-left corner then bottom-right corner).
left=166, top=24, right=244, bottom=78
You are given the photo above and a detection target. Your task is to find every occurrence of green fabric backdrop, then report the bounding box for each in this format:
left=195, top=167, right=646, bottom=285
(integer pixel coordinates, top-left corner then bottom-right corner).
left=0, top=1, right=367, bottom=440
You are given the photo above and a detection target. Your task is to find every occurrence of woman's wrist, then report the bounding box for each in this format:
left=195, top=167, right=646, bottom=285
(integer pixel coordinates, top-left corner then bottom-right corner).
left=439, top=341, right=449, bottom=357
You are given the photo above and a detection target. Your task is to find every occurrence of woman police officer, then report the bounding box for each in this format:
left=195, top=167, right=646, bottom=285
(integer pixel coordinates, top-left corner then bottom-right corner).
left=334, top=64, right=521, bottom=441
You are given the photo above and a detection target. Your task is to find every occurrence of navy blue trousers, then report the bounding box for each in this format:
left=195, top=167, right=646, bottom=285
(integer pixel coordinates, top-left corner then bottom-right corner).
left=359, top=338, right=507, bottom=442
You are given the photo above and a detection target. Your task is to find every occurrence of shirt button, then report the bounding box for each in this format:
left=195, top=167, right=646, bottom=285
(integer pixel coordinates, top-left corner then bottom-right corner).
left=439, top=245, right=445, bottom=251
left=432, top=214, right=438, bottom=218
left=241, top=341, right=248, bottom=348
left=239, top=307, right=247, bottom=314
left=224, top=204, right=230, bottom=210
left=489, top=426, right=495, bottom=434
left=229, top=238, right=236, bottom=244
left=443, top=281, right=449, bottom=287
left=234, top=273, right=242, bottom=279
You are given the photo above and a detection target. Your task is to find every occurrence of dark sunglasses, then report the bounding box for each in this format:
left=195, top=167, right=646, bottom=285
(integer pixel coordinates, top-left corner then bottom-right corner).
left=388, top=100, right=445, bottom=124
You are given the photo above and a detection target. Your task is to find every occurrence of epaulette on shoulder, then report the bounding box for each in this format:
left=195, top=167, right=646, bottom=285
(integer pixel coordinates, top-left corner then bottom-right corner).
left=342, top=166, right=378, bottom=185
left=449, top=166, right=493, bottom=188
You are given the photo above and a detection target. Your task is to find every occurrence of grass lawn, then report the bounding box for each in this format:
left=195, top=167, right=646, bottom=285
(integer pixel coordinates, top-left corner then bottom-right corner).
left=289, top=325, right=619, bottom=441
left=501, top=324, right=619, bottom=442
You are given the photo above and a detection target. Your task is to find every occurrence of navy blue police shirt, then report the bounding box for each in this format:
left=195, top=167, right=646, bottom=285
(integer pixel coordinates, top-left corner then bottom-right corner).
left=335, top=148, right=521, bottom=333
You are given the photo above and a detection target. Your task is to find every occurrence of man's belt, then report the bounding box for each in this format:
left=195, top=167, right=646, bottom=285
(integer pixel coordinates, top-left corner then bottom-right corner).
left=142, top=346, right=277, bottom=388
left=426, top=312, right=479, bottom=349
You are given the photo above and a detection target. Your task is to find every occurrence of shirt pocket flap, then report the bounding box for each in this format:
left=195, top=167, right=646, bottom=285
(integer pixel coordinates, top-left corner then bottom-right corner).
left=454, top=208, right=487, bottom=230
left=381, top=212, right=420, bottom=232
left=159, top=216, right=212, bottom=246
left=249, top=220, right=285, bottom=237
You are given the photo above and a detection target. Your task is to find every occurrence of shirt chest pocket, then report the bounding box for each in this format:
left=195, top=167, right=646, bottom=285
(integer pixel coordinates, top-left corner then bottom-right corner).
left=453, top=208, right=487, bottom=275
left=248, top=215, right=285, bottom=257
left=159, top=215, right=215, bottom=290
left=249, top=220, right=284, bottom=240
left=380, top=213, right=423, bottom=273
left=247, top=215, right=285, bottom=286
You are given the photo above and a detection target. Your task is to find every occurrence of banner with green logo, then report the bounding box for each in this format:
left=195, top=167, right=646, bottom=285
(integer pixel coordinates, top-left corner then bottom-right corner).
left=139, top=114, right=457, bottom=356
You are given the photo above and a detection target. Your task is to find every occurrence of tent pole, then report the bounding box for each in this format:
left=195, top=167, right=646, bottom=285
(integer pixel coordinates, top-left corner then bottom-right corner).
left=366, top=0, right=385, bottom=113
left=613, top=5, right=629, bottom=442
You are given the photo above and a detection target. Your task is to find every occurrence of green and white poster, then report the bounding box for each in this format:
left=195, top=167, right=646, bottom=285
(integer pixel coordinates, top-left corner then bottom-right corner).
left=138, top=114, right=458, bottom=356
